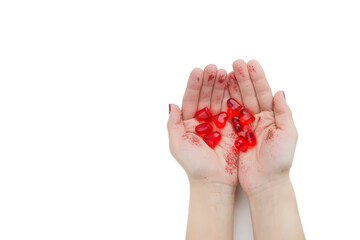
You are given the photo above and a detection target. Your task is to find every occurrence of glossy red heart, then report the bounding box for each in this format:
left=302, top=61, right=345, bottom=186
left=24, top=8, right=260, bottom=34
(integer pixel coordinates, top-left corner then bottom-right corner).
left=227, top=98, right=243, bottom=117
left=194, top=107, right=212, bottom=122
left=239, top=109, right=255, bottom=126
left=212, top=112, right=228, bottom=129
left=235, top=136, right=248, bottom=152
left=245, top=130, right=257, bottom=147
left=232, top=123, right=242, bottom=133
left=195, top=123, right=213, bottom=136
left=203, top=131, right=221, bottom=148
left=232, top=116, right=240, bottom=123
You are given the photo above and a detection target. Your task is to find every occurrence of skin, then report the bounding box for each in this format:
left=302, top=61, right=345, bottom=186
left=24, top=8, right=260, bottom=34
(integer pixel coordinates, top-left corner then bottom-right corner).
left=232, top=59, right=305, bottom=240
left=167, top=60, right=305, bottom=240
left=168, top=65, right=237, bottom=240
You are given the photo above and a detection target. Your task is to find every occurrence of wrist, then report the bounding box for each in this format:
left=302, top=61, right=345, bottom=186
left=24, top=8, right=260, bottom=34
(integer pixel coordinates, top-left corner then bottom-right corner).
left=246, top=174, right=291, bottom=200
left=189, top=180, right=236, bottom=196
left=246, top=175, right=305, bottom=240
left=187, top=181, right=235, bottom=240
left=246, top=175, right=296, bottom=224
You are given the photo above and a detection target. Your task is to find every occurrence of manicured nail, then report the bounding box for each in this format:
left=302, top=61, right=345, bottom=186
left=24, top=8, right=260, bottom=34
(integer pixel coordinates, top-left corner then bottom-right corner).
left=283, top=91, right=286, bottom=100
left=169, top=104, right=171, bottom=114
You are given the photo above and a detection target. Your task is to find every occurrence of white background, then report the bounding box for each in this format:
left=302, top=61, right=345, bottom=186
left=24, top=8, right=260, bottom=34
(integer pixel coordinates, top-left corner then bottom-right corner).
left=1, top=0, right=359, bottom=239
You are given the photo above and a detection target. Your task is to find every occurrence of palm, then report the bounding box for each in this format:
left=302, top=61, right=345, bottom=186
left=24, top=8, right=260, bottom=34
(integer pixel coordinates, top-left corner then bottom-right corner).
left=224, top=60, right=297, bottom=193
left=168, top=65, right=238, bottom=188
left=238, top=110, right=296, bottom=192
left=180, top=118, right=239, bottom=186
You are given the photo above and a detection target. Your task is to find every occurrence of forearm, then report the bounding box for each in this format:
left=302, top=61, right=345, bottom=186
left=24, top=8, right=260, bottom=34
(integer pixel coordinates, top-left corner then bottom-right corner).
left=247, top=176, right=305, bottom=240
left=186, top=181, right=235, bottom=240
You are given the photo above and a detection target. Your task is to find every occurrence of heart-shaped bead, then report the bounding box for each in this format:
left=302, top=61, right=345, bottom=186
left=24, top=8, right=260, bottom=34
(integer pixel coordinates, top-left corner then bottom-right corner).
left=227, top=98, right=243, bottom=117
left=239, top=109, right=255, bottom=126
left=232, top=116, right=240, bottom=123
left=194, top=107, right=212, bottom=122
left=245, top=130, right=257, bottom=147
left=195, top=123, right=213, bottom=136
left=235, top=136, right=248, bottom=152
left=212, top=112, right=228, bottom=129
left=232, top=123, right=242, bottom=133
left=203, top=131, right=221, bottom=148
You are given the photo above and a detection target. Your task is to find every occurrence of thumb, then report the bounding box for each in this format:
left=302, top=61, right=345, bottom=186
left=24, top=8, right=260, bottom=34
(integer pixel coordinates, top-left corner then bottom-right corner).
left=273, top=91, right=295, bottom=131
left=167, top=104, right=185, bottom=147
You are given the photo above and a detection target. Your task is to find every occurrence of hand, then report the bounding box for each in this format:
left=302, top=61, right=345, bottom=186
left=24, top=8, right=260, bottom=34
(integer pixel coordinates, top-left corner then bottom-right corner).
left=167, top=64, right=239, bottom=190
left=229, top=59, right=298, bottom=194
left=167, top=64, right=238, bottom=240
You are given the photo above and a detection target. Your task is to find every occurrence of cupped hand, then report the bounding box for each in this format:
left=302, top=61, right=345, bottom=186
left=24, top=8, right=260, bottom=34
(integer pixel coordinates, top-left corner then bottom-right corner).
left=229, top=59, right=298, bottom=193
left=167, top=65, right=239, bottom=189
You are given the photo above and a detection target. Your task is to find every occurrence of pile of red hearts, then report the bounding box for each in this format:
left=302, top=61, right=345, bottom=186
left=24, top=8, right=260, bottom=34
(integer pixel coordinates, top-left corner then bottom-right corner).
left=194, top=98, right=257, bottom=152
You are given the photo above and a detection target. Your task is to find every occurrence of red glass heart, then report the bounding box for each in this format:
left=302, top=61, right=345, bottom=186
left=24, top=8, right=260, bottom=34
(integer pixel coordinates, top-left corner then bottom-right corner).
left=195, top=123, right=213, bottom=136
left=232, top=123, right=242, bottom=132
left=239, top=109, right=255, bottom=126
left=227, top=98, right=243, bottom=117
left=212, top=112, right=228, bottom=129
left=203, top=131, right=221, bottom=148
left=194, top=107, right=212, bottom=122
left=235, top=136, right=248, bottom=152
left=232, top=116, right=240, bottom=123
left=245, top=130, right=257, bottom=147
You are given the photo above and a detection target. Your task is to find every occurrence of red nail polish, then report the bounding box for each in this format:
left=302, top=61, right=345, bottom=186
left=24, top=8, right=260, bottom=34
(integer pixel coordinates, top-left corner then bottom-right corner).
left=169, top=104, right=171, bottom=113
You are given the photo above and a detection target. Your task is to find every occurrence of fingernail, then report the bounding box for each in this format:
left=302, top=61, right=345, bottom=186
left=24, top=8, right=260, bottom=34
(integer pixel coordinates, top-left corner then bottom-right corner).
left=169, top=104, right=171, bottom=114
left=283, top=91, right=286, bottom=100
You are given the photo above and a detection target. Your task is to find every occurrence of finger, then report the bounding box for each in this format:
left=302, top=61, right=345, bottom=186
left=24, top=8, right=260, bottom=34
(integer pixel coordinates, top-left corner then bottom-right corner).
left=232, top=59, right=260, bottom=114
left=210, top=69, right=227, bottom=114
left=227, top=72, right=243, bottom=105
left=247, top=60, right=273, bottom=111
left=198, top=64, right=217, bottom=111
left=167, top=104, right=186, bottom=155
left=182, top=68, right=204, bottom=120
left=273, top=91, right=296, bottom=132
left=221, top=86, right=231, bottom=113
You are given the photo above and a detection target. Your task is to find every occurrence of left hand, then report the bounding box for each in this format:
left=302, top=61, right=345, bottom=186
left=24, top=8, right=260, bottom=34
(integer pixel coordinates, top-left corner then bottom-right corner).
left=228, top=59, right=298, bottom=194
